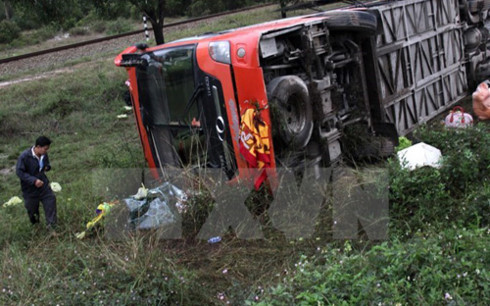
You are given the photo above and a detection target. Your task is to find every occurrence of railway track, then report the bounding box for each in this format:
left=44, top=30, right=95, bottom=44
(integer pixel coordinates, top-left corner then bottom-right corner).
left=0, top=3, right=277, bottom=76
left=0, top=3, right=278, bottom=65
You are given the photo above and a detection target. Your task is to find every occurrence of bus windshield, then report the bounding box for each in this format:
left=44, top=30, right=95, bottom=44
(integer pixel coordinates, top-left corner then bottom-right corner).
left=136, top=45, right=198, bottom=127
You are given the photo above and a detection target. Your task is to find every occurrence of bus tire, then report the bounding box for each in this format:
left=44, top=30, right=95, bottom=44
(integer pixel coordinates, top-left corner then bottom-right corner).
left=267, top=75, right=313, bottom=149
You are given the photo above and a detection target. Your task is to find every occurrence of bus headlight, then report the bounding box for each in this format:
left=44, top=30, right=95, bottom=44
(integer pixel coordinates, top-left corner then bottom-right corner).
left=209, top=41, right=231, bottom=64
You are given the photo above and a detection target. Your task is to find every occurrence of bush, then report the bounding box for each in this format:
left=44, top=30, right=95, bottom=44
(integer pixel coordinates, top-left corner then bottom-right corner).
left=388, top=123, right=489, bottom=235
left=68, top=26, right=90, bottom=36
left=388, top=163, right=453, bottom=235
left=254, top=228, right=489, bottom=305
left=35, top=25, right=59, bottom=41
left=106, top=18, right=132, bottom=35
left=0, top=20, right=20, bottom=44
left=91, top=20, right=107, bottom=33
left=186, top=0, right=212, bottom=17
left=414, top=123, right=490, bottom=196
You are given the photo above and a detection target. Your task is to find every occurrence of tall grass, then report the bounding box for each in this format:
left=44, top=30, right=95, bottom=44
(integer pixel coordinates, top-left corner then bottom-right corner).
left=0, top=59, right=144, bottom=241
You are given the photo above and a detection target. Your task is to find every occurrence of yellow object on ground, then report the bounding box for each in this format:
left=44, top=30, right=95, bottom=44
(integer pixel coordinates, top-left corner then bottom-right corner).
left=75, top=201, right=117, bottom=239
left=2, top=196, right=23, bottom=208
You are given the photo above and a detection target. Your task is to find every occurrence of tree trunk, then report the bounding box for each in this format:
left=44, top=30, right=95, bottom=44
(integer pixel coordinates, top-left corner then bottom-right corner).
left=4, top=1, right=11, bottom=20
left=152, top=20, right=165, bottom=45
left=280, top=0, right=287, bottom=18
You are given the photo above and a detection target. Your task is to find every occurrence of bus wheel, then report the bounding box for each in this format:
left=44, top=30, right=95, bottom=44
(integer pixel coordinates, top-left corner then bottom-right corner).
left=267, top=75, right=313, bottom=149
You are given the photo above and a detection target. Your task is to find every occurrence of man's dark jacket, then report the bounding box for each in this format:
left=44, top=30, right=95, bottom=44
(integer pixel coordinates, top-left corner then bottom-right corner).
left=16, top=148, right=51, bottom=197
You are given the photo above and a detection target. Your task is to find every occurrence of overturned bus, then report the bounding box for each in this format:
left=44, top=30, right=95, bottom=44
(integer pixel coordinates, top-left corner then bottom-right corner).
left=115, top=0, right=489, bottom=188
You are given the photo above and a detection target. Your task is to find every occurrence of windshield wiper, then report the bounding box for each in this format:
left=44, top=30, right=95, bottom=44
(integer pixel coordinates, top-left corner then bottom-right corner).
left=179, top=83, right=203, bottom=125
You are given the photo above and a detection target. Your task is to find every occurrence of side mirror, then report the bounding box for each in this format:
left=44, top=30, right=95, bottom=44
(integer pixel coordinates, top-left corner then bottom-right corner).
left=119, top=54, right=148, bottom=67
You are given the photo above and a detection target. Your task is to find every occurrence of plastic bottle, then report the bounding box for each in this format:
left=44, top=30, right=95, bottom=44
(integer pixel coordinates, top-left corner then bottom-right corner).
left=207, top=236, right=222, bottom=244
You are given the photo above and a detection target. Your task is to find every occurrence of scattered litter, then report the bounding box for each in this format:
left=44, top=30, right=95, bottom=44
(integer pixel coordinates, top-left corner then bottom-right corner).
left=208, top=236, right=222, bottom=244
left=76, top=182, right=189, bottom=238
left=123, top=106, right=133, bottom=112
left=2, top=196, right=22, bottom=208
left=116, top=114, right=128, bottom=119
left=132, top=183, right=148, bottom=200
left=444, top=106, right=473, bottom=128
left=75, top=201, right=118, bottom=239
left=75, top=231, right=86, bottom=239
left=127, top=197, right=176, bottom=229
left=397, top=142, right=442, bottom=170
left=50, top=182, right=62, bottom=192
left=125, top=182, right=188, bottom=230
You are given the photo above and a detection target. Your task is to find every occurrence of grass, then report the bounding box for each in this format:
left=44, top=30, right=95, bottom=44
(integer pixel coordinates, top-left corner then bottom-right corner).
left=0, top=3, right=489, bottom=304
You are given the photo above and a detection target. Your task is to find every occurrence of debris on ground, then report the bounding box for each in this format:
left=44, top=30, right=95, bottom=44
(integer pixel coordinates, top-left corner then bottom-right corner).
left=444, top=106, right=473, bottom=128
left=2, top=196, right=23, bottom=208
left=75, top=201, right=118, bottom=239
left=131, top=183, right=148, bottom=200
left=208, top=236, right=222, bottom=244
left=75, top=182, right=188, bottom=239
left=397, top=142, right=442, bottom=171
left=125, top=182, right=188, bottom=230
left=50, top=182, right=62, bottom=192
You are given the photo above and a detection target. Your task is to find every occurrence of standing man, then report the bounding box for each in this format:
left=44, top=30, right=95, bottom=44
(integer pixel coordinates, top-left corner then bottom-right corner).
left=16, top=136, right=57, bottom=231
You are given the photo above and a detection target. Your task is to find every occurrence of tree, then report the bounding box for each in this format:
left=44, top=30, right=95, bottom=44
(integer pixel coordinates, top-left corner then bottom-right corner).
left=279, top=0, right=288, bottom=18
left=91, top=0, right=133, bottom=19
left=2, top=1, right=12, bottom=20
left=129, top=0, right=166, bottom=45
left=11, top=0, right=90, bottom=29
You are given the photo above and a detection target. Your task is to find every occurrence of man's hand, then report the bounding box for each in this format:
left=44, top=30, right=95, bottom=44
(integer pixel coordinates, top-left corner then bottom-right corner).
left=35, top=179, right=44, bottom=188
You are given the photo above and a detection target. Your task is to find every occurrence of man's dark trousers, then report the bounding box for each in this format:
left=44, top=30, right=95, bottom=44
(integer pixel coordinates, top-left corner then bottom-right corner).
left=24, top=187, right=57, bottom=226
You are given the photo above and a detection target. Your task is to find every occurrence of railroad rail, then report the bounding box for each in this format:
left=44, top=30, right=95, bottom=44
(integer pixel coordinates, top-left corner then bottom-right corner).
left=0, top=3, right=276, bottom=65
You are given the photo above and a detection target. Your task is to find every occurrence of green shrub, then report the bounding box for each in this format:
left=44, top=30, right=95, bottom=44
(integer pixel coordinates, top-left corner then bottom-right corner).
left=68, top=26, right=90, bottom=36
left=91, top=20, right=107, bottom=33
left=388, top=123, right=489, bottom=235
left=106, top=18, right=132, bottom=35
left=0, top=20, right=20, bottom=43
left=395, top=136, right=412, bottom=152
left=388, top=163, right=453, bottom=236
left=414, top=123, right=490, bottom=196
left=35, top=25, right=59, bottom=41
left=254, top=228, right=489, bottom=305
left=187, top=1, right=212, bottom=17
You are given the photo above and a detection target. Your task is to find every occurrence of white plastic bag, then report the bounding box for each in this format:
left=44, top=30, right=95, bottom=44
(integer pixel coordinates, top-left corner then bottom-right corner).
left=397, top=142, right=442, bottom=171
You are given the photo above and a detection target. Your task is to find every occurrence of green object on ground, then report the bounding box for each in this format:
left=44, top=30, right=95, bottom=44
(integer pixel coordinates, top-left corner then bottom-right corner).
left=396, top=136, right=412, bottom=152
